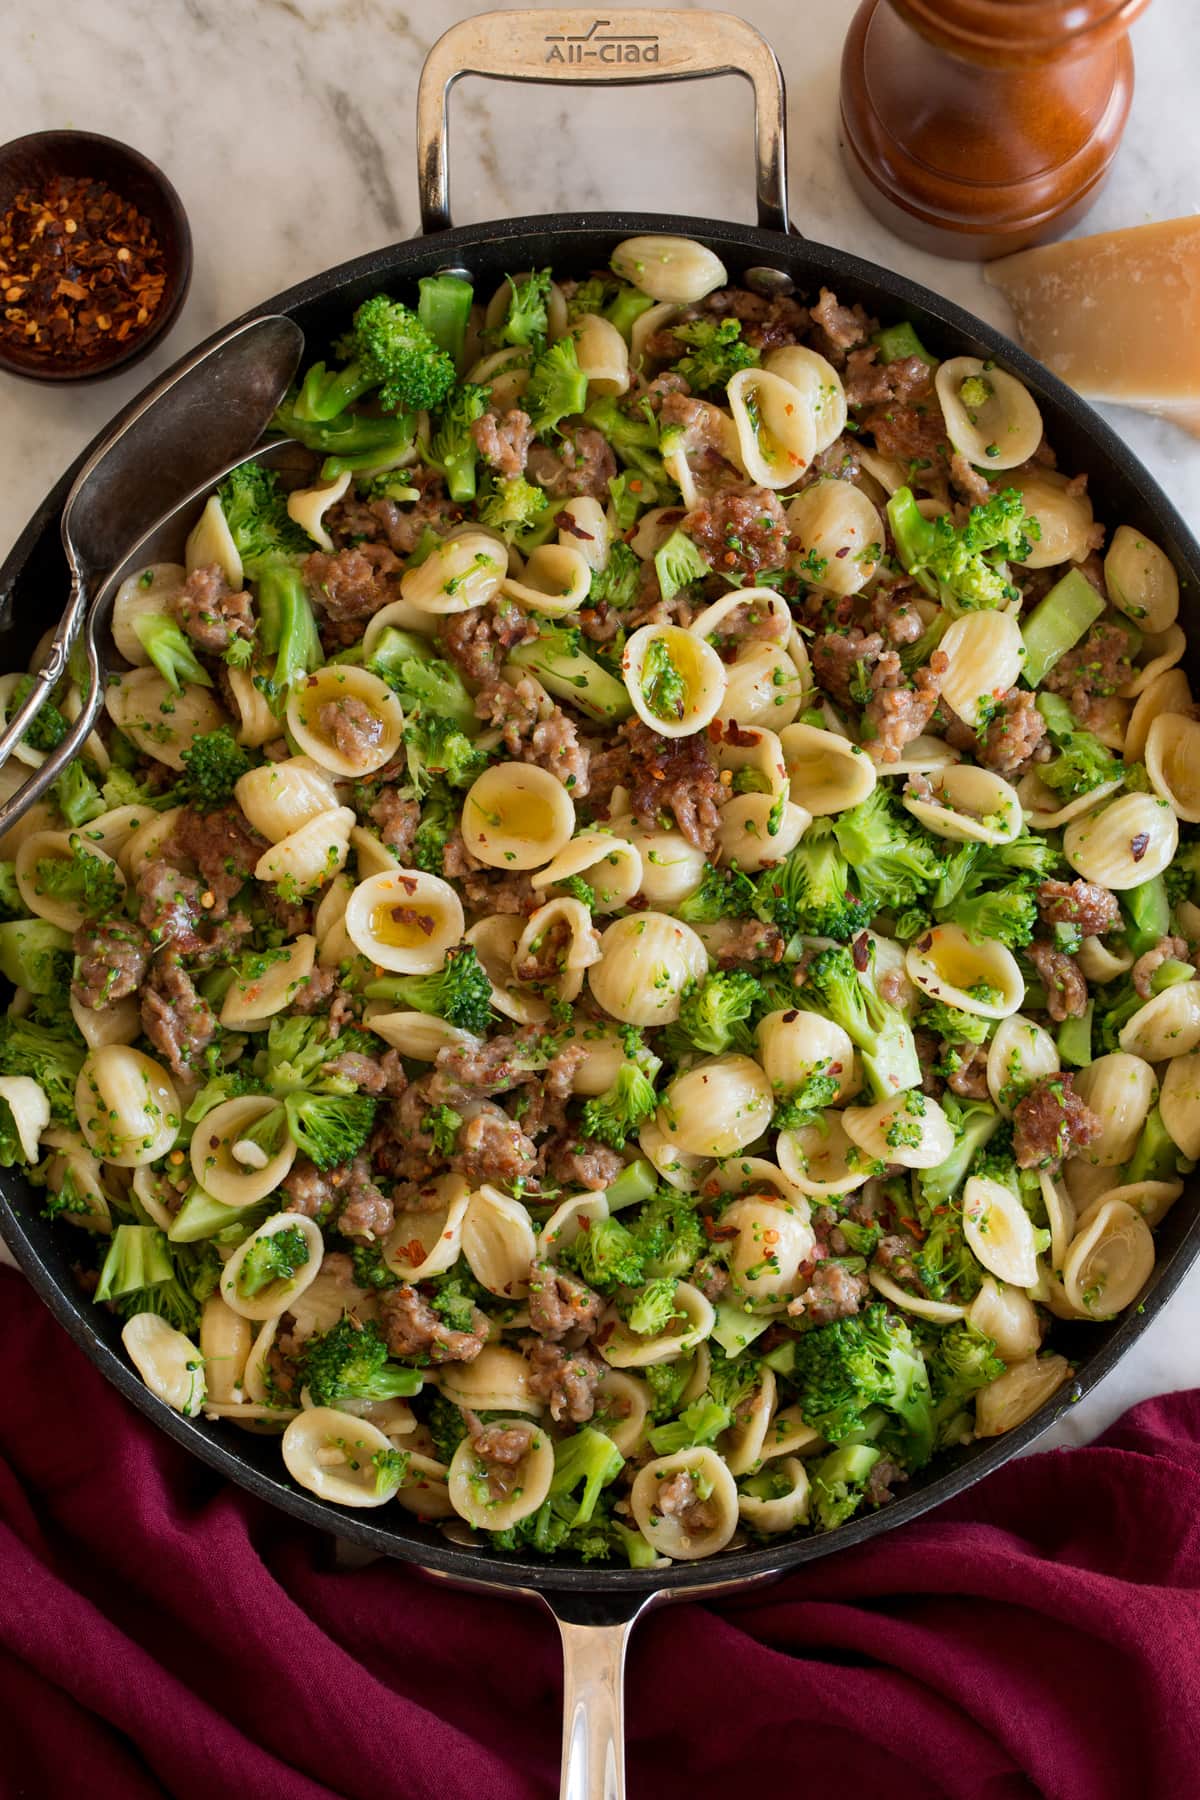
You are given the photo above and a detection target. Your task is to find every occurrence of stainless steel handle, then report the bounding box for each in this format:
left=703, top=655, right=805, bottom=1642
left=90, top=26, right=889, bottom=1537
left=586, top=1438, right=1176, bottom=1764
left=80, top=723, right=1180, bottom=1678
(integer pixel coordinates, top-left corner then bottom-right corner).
left=417, top=8, right=788, bottom=235
left=554, top=1608, right=646, bottom=1800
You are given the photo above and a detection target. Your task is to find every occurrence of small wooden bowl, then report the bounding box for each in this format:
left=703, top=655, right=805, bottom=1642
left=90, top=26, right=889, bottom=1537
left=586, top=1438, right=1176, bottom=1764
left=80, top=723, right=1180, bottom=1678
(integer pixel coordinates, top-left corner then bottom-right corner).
left=0, top=129, right=192, bottom=384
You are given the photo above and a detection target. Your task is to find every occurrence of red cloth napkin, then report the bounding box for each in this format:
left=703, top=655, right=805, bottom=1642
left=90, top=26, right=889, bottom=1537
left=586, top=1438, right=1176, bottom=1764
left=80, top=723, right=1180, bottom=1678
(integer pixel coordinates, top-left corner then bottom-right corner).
left=3, top=1262, right=1199, bottom=1800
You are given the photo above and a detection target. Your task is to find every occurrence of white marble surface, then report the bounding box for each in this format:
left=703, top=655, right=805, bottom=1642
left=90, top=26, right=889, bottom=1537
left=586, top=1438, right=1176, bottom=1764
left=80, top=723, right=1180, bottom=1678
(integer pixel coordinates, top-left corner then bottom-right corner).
left=3, top=0, right=1200, bottom=1449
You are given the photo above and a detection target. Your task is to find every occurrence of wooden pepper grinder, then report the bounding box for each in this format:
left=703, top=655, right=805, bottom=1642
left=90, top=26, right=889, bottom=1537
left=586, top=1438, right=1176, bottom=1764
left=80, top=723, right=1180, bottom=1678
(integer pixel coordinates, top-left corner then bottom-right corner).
left=839, top=0, right=1152, bottom=260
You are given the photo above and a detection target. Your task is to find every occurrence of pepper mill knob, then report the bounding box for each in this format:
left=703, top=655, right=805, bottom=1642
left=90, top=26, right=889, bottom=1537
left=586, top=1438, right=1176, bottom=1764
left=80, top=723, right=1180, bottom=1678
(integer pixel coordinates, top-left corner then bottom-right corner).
left=839, top=0, right=1152, bottom=260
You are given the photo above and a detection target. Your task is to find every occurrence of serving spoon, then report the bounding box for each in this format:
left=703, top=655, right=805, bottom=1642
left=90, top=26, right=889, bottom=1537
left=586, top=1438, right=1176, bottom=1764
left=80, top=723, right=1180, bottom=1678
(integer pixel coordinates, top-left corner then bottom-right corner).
left=0, top=312, right=304, bottom=832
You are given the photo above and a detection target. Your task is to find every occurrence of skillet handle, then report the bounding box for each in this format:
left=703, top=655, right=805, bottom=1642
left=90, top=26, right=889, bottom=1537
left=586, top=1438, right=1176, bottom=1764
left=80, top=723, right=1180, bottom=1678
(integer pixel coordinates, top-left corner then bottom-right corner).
left=417, top=8, right=788, bottom=235
left=543, top=1590, right=658, bottom=1800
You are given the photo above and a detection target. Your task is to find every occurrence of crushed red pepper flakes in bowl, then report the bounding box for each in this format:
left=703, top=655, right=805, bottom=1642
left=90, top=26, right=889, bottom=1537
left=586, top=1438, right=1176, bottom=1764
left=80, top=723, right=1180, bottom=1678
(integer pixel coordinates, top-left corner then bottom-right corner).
left=0, top=174, right=166, bottom=364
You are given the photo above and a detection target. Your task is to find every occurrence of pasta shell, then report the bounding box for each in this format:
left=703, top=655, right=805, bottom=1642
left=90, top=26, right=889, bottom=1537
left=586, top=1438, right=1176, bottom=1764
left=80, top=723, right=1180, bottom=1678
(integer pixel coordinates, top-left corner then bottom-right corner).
left=361, top=597, right=439, bottom=656
left=345, top=869, right=464, bottom=974
left=16, top=829, right=126, bottom=932
left=905, top=923, right=1023, bottom=1019
left=501, top=543, right=592, bottom=618
left=537, top=1193, right=610, bottom=1259
left=761, top=1403, right=824, bottom=1460
left=868, top=1268, right=966, bottom=1324
left=935, top=356, right=1043, bottom=470
left=224, top=665, right=279, bottom=747
left=104, top=667, right=229, bottom=770
left=1072, top=1053, right=1158, bottom=1167
left=462, top=1186, right=538, bottom=1299
left=256, top=808, right=355, bottom=895
left=967, top=1276, right=1042, bottom=1362
left=384, top=1175, right=471, bottom=1281
left=720, top=1366, right=778, bottom=1476
left=0, top=1075, right=48, bottom=1161
left=76, top=1045, right=180, bottom=1168
left=938, top=610, right=1025, bottom=729
left=466, top=915, right=550, bottom=1026
left=657, top=1055, right=776, bottom=1160
left=1076, top=934, right=1135, bottom=983
left=1007, top=469, right=1095, bottom=569
left=365, top=1009, right=480, bottom=1062
left=762, top=345, right=846, bottom=452
left=1089, top=1178, right=1182, bottom=1232
left=780, top=722, right=876, bottom=816
left=728, top=368, right=818, bottom=489
left=962, top=1175, right=1040, bottom=1288
left=1118, top=979, right=1200, bottom=1062
left=737, top=1455, right=812, bottom=1535
left=974, top=1355, right=1071, bottom=1436
left=785, top=481, right=883, bottom=596
left=611, top=235, right=727, bottom=305
left=111, top=562, right=188, bottom=665
left=440, top=1344, right=545, bottom=1414
left=756, top=1010, right=856, bottom=1102
left=557, top=497, right=611, bottom=572
left=1061, top=1198, right=1154, bottom=1318
left=286, top=666, right=404, bottom=779
left=1120, top=628, right=1187, bottom=703
left=903, top=763, right=1022, bottom=845
left=1145, top=712, right=1200, bottom=822
left=715, top=794, right=810, bottom=873
left=282, top=1406, right=407, bottom=1507
left=122, top=1313, right=206, bottom=1416
left=1159, top=1049, right=1200, bottom=1158
left=400, top=529, right=507, bottom=614
left=1123, top=666, right=1191, bottom=762
left=622, top=624, right=726, bottom=738
left=570, top=311, right=629, bottom=396
left=200, top=1295, right=254, bottom=1406
left=532, top=830, right=642, bottom=914
left=286, top=470, right=352, bottom=552
left=874, top=734, right=962, bottom=779
left=236, top=757, right=340, bottom=844
left=1063, top=791, right=1178, bottom=889
left=189, top=1094, right=297, bottom=1204
left=220, top=1213, right=325, bottom=1322
left=638, top=1116, right=710, bottom=1191
left=611, top=821, right=706, bottom=909
left=599, top=1282, right=715, bottom=1369
left=986, top=1015, right=1060, bottom=1115
left=592, top=1371, right=650, bottom=1457
left=1105, top=525, right=1179, bottom=634
left=220, top=935, right=318, bottom=1026
left=448, top=1419, right=555, bottom=1530
left=117, top=805, right=184, bottom=881
left=630, top=1446, right=738, bottom=1559
left=843, top=1092, right=956, bottom=1170
left=461, top=762, right=576, bottom=872
left=715, top=640, right=807, bottom=730
left=396, top=1445, right=455, bottom=1520
left=587, top=913, right=709, bottom=1027
left=1017, top=770, right=1125, bottom=832
left=185, top=493, right=242, bottom=588
left=515, top=896, right=602, bottom=998
left=722, top=1194, right=815, bottom=1309
left=466, top=346, right=532, bottom=409
left=776, top=1113, right=874, bottom=1198
left=690, top=590, right=792, bottom=651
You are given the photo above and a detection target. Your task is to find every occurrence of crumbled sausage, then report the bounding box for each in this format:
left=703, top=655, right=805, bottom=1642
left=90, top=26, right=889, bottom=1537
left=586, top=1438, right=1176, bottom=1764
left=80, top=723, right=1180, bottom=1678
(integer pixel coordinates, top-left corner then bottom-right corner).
left=1037, top=879, right=1121, bottom=938
left=472, top=408, right=534, bottom=478
left=947, top=687, right=1048, bottom=776
left=526, top=426, right=616, bottom=500
left=440, top=597, right=539, bottom=684
left=808, top=287, right=875, bottom=362
left=317, top=694, right=384, bottom=764
left=135, top=858, right=207, bottom=951
left=367, top=787, right=420, bottom=860
left=811, top=626, right=885, bottom=710
left=474, top=676, right=590, bottom=795
left=169, top=804, right=266, bottom=917
left=140, top=955, right=217, bottom=1076
left=1132, top=935, right=1189, bottom=999
left=864, top=650, right=948, bottom=764
left=622, top=718, right=724, bottom=854
left=450, top=1106, right=537, bottom=1188
left=337, top=1155, right=394, bottom=1242
left=1013, top=1073, right=1101, bottom=1170
left=540, top=1133, right=623, bottom=1192
left=714, top=918, right=786, bottom=968
left=1028, top=941, right=1089, bottom=1021
left=702, top=285, right=809, bottom=350
left=524, top=1339, right=605, bottom=1423
left=304, top=544, right=398, bottom=646
left=1042, top=623, right=1135, bottom=722
left=327, top=470, right=463, bottom=558
left=654, top=1469, right=717, bottom=1535
left=281, top=1158, right=337, bottom=1219
left=527, top=1259, right=604, bottom=1342
left=379, top=1285, right=485, bottom=1364
left=172, top=563, right=254, bottom=655
left=682, top=486, right=790, bottom=578
left=947, top=1044, right=991, bottom=1100
left=787, top=1259, right=870, bottom=1325
left=71, top=917, right=151, bottom=1009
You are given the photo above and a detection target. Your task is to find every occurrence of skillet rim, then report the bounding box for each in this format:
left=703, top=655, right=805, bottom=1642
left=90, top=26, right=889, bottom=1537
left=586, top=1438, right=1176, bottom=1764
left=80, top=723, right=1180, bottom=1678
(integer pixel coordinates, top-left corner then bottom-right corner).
left=3, top=206, right=1199, bottom=1600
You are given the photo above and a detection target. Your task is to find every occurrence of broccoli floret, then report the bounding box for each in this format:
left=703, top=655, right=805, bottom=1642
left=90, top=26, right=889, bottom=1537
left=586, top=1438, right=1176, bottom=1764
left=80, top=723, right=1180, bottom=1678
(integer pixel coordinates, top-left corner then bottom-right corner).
left=0, top=862, right=22, bottom=919
left=926, top=1321, right=1006, bottom=1447
left=676, top=863, right=758, bottom=925
left=670, top=316, right=760, bottom=393
left=653, top=528, right=710, bottom=603
left=912, top=1205, right=986, bottom=1304
left=131, top=612, right=215, bottom=696
left=295, top=293, right=455, bottom=420
left=178, top=725, right=252, bottom=811
left=1038, top=731, right=1124, bottom=800
left=790, top=1302, right=935, bottom=1467
left=887, top=485, right=1039, bottom=611
left=185, top=1067, right=263, bottom=1123
left=801, top=943, right=921, bottom=1103
left=425, top=1392, right=469, bottom=1466
left=672, top=971, right=761, bottom=1057
left=235, top=1223, right=311, bottom=1299
left=283, top=1093, right=377, bottom=1170
left=0, top=919, right=72, bottom=996
left=300, top=1316, right=424, bottom=1405
left=32, top=834, right=122, bottom=920
left=427, top=382, right=489, bottom=502
left=637, top=634, right=689, bottom=724
left=810, top=1442, right=884, bottom=1532
left=418, top=273, right=474, bottom=369
left=943, top=885, right=1038, bottom=950
left=412, top=783, right=458, bottom=875
left=0, top=1014, right=85, bottom=1124
left=364, top=943, right=493, bottom=1034
left=423, top=1103, right=463, bottom=1157
left=625, top=1275, right=682, bottom=1337
left=832, top=787, right=941, bottom=916
left=647, top=1395, right=731, bottom=1455
left=98, top=766, right=166, bottom=814
left=0, top=1095, right=36, bottom=1168
left=351, top=1242, right=401, bottom=1292
left=10, top=674, right=68, bottom=754
left=547, top=1426, right=624, bottom=1525
left=561, top=1216, right=644, bottom=1293
left=476, top=473, right=551, bottom=540
left=628, top=1189, right=706, bottom=1280
left=580, top=1060, right=660, bottom=1150
left=496, top=269, right=552, bottom=349
left=367, top=626, right=476, bottom=731
left=754, top=818, right=871, bottom=942
left=95, top=1221, right=179, bottom=1304
left=642, top=1356, right=696, bottom=1421
left=263, top=1014, right=380, bottom=1097
left=608, top=472, right=648, bottom=530
left=1165, top=836, right=1200, bottom=908
left=588, top=540, right=641, bottom=611
left=583, top=397, right=670, bottom=493
left=403, top=714, right=487, bottom=797
left=426, top=1264, right=488, bottom=1333
left=218, top=462, right=321, bottom=700
left=53, top=761, right=105, bottom=829
left=525, top=336, right=589, bottom=437
left=566, top=274, right=618, bottom=321
left=918, top=1000, right=992, bottom=1047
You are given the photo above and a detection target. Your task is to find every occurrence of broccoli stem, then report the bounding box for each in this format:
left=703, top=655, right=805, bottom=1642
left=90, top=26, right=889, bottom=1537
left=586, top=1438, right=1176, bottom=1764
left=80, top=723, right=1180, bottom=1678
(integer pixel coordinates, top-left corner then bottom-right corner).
left=418, top=274, right=474, bottom=370
left=885, top=488, right=938, bottom=597
left=601, top=1157, right=658, bottom=1212
left=1122, top=1104, right=1182, bottom=1185
left=1055, top=1002, right=1093, bottom=1069
left=1020, top=567, right=1105, bottom=688
left=507, top=635, right=632, bottom=725
left=605, top=287, right=656, bottom=340
left=872, top=320, right=937, bottom=367
left=1121, top=876, right=1171, bottom=956
left=257, top=567, right=322, bottom=696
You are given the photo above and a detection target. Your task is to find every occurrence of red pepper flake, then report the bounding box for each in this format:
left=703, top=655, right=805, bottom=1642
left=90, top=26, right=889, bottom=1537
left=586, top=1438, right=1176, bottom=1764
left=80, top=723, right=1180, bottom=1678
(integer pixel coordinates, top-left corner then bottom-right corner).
left=0, top=174, right=166, bottom=365
left=390, top=904, right=435, bottom=936
left=852, top=932, right=871, bottom=972
left=1130, top=833, right=1149, bottom=862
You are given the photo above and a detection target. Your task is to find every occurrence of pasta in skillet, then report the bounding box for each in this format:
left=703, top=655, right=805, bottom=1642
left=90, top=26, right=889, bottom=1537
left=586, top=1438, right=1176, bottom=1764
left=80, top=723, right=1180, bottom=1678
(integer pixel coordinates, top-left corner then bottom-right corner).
left=6, top=239, right=1199, bottom=1566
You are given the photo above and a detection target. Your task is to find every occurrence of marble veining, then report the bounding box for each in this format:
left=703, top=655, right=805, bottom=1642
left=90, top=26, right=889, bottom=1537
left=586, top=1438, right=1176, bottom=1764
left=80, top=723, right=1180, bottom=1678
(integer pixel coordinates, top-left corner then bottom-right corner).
left=3, top=0, right=1200, bottom=1452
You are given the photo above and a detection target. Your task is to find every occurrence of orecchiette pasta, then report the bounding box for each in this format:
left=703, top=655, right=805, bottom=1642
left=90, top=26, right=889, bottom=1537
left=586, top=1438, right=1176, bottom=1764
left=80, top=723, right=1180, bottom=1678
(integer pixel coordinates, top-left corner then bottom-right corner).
left=935, top=356, right=1043, bottom=470
left=286, top=666, right=404, bottom=779
left=461, top=762, right=576, bottom=871
left=344, top=869, right=464, bottom=974
left=587, top=913, right=708, bottom=1026
left=610, top=234, right=727, bottom=305
left=786, top=481, right=883, bottom=596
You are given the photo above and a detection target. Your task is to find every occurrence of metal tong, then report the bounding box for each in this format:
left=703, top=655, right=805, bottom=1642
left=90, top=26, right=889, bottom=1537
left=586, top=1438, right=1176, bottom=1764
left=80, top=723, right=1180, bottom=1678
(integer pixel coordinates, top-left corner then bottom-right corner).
left=0, top=313, right=304, bottom=836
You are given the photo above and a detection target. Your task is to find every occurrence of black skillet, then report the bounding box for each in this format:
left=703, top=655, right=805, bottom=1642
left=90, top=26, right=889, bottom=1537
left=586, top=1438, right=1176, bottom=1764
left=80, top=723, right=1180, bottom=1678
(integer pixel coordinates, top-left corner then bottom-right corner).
left=2, top=13, right=1199, bottom=1796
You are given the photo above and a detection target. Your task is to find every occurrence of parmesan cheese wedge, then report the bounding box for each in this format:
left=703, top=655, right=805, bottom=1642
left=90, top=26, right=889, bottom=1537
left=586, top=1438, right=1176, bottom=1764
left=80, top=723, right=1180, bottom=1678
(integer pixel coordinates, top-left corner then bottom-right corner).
left=986, top=217, right=1200, bottom=435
